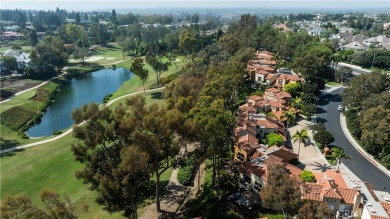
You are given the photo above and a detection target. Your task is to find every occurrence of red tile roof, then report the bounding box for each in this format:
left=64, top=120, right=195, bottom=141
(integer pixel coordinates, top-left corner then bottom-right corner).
left=381, top=202, right=390, bottom=215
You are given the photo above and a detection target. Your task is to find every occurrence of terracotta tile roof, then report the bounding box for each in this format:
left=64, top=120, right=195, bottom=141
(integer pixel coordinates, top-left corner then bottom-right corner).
left=371, top=216, right=390, bottom=219
left=285, top=163, right=302, bottom=177
left=323, top=188, right=342, bottom=199
left=267, top=146, right=298, bottom=162
left=251, top=116, right=280, bottom=129
left=301, top=183, right=323, bottom=201
left=248, top=95, right=263, bottom=101
left=381, top=202, right=390, bottom=215
left=303, top=170, right=360, bottom=205
left=266, top=88, right=280, bottom=93
left=266, top=74, right=276, bottom=80
left=338, top=188, right=359, bottom=204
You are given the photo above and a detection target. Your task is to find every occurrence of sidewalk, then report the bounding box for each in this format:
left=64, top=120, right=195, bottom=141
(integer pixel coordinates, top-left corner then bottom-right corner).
left=340, top=114, right=390, bottom=177
left=288, top=120, right=332, bottom=172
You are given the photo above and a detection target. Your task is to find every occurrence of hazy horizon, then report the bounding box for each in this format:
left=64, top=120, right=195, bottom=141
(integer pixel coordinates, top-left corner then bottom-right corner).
left=1, top=0, right=389, bottom=11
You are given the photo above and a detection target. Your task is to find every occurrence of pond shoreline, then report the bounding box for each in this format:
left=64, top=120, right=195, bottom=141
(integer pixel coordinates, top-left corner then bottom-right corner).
left=25, top=67, right=131, bottom=137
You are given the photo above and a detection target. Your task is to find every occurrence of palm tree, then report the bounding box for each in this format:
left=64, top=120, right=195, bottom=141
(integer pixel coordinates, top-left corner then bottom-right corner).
left=292, top=129, right=309, bottom=159
left=291, top=97, right=303, bottom=110
left=282, top=109, right=296, bottom=128
left=331, top=148, right=351, bottom=171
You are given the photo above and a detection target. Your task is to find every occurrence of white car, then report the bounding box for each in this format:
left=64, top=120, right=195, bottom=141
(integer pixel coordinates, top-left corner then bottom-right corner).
left=338, top=105, right=344, bottom=111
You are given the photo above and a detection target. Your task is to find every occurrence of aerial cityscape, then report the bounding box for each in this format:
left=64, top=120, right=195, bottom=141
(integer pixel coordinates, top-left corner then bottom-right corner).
left=1, top=1, right=390, bottom=219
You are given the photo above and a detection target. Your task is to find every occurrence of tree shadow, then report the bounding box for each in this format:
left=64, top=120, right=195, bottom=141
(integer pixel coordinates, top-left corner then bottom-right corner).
left=316, top=107, right=327, bottom=114
left=0, top=148, right=25, bottom=158
left=315, top=117, right=328, bottom=124
left=151, top=92, right=163, bottom=100
left=307, top=161, right=333, bottom=172
left=0, top=138, right=21, bottom=150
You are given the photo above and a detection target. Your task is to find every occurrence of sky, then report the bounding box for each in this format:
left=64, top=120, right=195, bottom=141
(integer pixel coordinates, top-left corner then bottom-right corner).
left=1, top=0, right=389, bottom=11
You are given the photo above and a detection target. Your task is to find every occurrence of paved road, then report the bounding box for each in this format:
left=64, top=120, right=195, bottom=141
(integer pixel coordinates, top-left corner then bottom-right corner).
left=316, top=87, right=390, bottom=193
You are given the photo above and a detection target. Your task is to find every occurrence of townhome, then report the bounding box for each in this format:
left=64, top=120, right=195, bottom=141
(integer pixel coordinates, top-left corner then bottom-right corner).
left=238, top=153, right=302, bottom=210
left=247, top=51, right=302, bottom=90
left=301, top=170, right=362, bottom=217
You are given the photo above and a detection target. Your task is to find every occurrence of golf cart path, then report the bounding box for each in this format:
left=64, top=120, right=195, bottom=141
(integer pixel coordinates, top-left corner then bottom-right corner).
left=0, top=87, right=165, bottom=154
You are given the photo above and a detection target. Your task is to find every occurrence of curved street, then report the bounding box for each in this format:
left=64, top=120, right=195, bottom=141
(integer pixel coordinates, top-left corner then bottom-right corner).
left=316, top=87, right=390, bottom=192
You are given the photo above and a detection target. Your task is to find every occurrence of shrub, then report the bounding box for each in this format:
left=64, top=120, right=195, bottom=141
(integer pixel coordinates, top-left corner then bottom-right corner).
left=17, top=131, right=29, bottom=139
left=0, top=106, right=36, bottom=131
left=103, top=93, right=113, bottom=103
left=52, top=130, right=63, bottom=135
left=160, top=74, right=178, bottom=85
left=177, top=153, right=198, bottom=186
left=313, top=130, right=334, bottom=146
left=266, top=133, right=285, bottom=146
left=300, top=170, right=316, bottom=182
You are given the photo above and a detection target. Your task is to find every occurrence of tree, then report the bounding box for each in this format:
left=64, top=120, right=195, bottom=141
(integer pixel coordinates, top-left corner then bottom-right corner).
left=65, top=23, right=86, bottom=45
left=291, top=97, right=303, bottom=110
left=0, top=56, right=18, bottom=74
left=299, top=201, right=332, bottom=219
left=282, top=109, right=296, bottom=127
left=313, top=130, right=334, bottom=146
left=266, top=133, right=285, bottom=146
left=164, top=30, right=180, bottom=52
left=71, top=101, right=151, bottom=218
left=72, top=47, right=89, bottom=63
left=111, top=9, right=118, bottom=25
left=292, top=128, right=309, bottom=158
left=260, top=164, right=302, bottom=219
left=342, top=72, right=389, bottom=108
left=146, top=55, right=169, bottom=85
left=361, top=105, right=390, bottom=156
left=130, top=100, right=182, bottom=212
left=130, top=57, right=149, bottom=94
left=300, top=170, right=316, bottom=182
left=28, top=29, right=38, bottom=46
left=29, top=36, right=68, bottom=76
left=218, top=34, right=240, bottom=55
left=331, top=147, right=351, bottom=171
left=336, top=66, right=352, bottom=84
left=311, top=123, right=325, bottom=134
left=179, top=28, right=201, bottom=59
left=301, top=103, right=316, bottom=117
left=190, top=98, right=234, bottom=198
left=0, top=189, right=77, bottom=219
left=284, top=83, right=301, bottom=97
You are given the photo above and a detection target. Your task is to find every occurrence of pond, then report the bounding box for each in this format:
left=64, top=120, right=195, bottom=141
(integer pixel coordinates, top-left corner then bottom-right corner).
left=26, top=68, right=132, bottom=137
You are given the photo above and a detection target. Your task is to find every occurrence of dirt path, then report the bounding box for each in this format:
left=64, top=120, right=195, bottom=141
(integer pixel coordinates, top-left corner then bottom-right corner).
left=0, top=87, right=165, bottom=154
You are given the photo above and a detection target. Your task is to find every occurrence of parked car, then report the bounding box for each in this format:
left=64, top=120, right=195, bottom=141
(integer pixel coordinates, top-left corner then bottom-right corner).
left=338, top=105, right=344, bottom=111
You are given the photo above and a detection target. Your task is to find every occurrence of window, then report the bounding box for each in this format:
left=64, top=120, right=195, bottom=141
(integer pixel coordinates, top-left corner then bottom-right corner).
left=254, top=181, right=262, bottom=191
left=237, top=152, right=245, bottom=162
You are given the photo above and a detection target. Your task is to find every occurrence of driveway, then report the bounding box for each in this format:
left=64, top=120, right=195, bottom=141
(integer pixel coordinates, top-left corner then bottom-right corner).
left=316, top=86, right=390, bottom=192
left=287, top=120, right=332, bottom=172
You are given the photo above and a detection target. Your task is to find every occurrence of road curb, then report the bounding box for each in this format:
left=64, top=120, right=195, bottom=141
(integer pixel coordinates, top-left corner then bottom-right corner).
left=340, top=114, right=390, bottom=177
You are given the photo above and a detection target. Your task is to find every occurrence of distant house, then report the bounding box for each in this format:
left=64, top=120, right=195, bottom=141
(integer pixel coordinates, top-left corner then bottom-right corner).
left=341, top=41, right=367, bottom=51
left=1, top=31, right=24, bottom=41
left=36, top=32, right=46, bottom=41
left=65, top=18, right=76, bottom=23
left=362, top=35, right=390, bottom=48
left=2, top=49, right=30, bottom=69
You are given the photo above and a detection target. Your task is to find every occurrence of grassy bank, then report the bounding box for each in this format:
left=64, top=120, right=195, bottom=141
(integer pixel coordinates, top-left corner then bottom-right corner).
left=0, top=133, right=172, bottom=218
left=1, top=44, right=181, bottom=217
left=0, top=78, right=68, bottom=148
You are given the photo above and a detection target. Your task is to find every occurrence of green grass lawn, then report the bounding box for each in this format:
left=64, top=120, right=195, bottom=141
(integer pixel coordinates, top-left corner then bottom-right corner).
left=325, top=81, right=341, bottom=86
left=0, top=45, right=31, bottom=53
left=0, top=132, right=173, bottom=218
